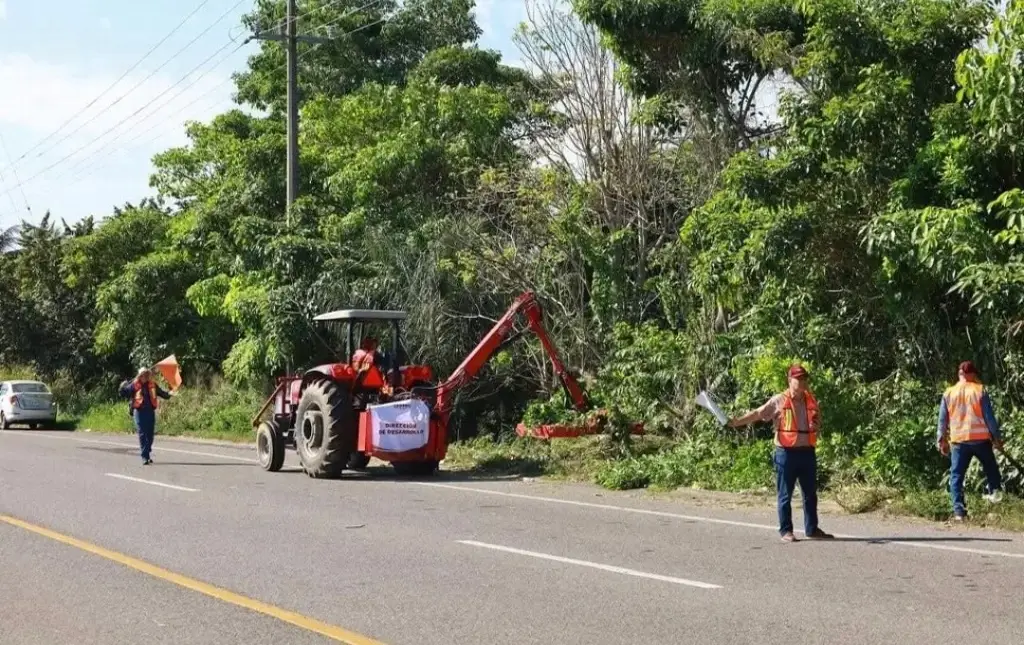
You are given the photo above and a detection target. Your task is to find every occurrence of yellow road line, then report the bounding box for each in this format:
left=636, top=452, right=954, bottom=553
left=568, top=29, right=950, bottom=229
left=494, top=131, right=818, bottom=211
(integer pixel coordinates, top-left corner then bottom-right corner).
left=0, top=514, right=386, bottom=645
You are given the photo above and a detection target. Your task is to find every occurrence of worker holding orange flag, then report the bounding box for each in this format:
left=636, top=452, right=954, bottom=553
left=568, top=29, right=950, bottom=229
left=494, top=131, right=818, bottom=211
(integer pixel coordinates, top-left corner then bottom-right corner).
left=118, top=356, right=180, bottom=465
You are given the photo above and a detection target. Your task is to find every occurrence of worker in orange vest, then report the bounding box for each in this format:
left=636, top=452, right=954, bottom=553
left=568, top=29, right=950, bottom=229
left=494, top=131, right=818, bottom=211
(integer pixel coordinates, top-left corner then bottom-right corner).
left=352, top=336, right=382, bottom=370
left=118, top=368, right=174, bottom=465
left=936, top=360, right=1004, bottom=521
left=728, top=364, right=834, bottom=542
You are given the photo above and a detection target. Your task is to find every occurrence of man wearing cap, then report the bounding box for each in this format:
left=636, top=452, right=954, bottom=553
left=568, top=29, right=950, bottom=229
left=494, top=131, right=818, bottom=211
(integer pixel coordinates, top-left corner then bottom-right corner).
left=119, top=368, right=174, bottom=465
left=936, top=360, right=1005, bottom=521
left=728, top=364, right=834, bottom=542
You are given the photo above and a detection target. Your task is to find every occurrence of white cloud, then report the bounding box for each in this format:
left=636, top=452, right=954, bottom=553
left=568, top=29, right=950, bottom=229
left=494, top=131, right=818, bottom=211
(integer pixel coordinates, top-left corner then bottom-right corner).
left=0, top=51, right=244, bottom=226
left=0, top=1, right=6, bottom=21
left=0, top=52, right=229, bottom=139
left=475, top=0, right=495, bottom=27
left=0, top=52, right=235, bottom=182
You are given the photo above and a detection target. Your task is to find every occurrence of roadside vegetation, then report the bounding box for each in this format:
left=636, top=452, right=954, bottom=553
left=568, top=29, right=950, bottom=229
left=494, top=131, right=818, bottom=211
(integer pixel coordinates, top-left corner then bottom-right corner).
left=3, top=0, right=1024, bottom=529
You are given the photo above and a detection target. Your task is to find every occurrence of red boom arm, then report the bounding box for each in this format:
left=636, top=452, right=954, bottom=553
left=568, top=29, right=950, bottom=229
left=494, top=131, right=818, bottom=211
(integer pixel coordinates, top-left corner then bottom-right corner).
left=434, top=292, right=590, bottom=420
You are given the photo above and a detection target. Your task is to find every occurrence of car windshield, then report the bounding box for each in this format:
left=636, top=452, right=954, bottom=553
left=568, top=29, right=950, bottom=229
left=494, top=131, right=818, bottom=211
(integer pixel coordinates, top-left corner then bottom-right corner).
left=12, top=382, right=49, bottom=393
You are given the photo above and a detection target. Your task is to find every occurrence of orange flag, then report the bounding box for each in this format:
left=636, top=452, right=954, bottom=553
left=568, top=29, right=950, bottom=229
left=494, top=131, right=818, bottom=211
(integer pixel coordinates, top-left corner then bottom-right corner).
left=154, top=355, right=182, bottom=391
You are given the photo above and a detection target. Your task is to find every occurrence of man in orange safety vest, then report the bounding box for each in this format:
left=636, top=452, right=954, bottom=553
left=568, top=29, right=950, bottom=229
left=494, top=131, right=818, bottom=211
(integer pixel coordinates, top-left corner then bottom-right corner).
left=936, top=360, right=1004, bottom=522
left=119, top=367, right=174, bottom=465
left=352, top=336, right=382, bottom=370
left=728, top=364, right=834, bottom=542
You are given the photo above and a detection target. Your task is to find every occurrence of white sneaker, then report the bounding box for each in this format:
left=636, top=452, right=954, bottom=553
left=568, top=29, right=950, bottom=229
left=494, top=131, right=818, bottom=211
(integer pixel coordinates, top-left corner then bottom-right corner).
left=984, top=490, right=1003, bottom=504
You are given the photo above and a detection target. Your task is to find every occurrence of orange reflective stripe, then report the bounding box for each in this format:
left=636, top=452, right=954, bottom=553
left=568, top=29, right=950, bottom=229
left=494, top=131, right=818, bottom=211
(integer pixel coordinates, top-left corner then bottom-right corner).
left=946, top=382, right=989, bottom=443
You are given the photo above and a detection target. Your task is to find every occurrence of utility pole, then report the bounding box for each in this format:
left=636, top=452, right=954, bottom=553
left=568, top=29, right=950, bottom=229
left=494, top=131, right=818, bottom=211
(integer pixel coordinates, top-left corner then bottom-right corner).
left=253, top=2, right=335, bottom=379
left=254, top=1, right=333, bottom=227
left=286, top=0, right=298, bottom=227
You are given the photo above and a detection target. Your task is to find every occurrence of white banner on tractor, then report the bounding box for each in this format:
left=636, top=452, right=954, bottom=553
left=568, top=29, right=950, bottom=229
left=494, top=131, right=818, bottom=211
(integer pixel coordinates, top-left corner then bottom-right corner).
left=368, top=399, right=431, bottom=453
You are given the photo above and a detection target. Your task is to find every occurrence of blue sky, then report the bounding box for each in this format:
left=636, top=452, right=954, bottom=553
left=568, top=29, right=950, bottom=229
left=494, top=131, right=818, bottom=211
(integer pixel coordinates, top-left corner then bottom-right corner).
left=0, top=0, right=528, bottom=229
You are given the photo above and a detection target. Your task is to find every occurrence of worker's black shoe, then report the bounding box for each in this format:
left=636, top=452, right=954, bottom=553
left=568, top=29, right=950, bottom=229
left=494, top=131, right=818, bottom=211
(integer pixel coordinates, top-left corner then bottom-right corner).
left=806, top=528, right=834, bottom=539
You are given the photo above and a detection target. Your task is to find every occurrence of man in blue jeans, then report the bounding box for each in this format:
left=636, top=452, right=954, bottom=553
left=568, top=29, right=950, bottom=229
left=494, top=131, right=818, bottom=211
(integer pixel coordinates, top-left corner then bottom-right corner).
left=729, top=364, right=834, bottom=542
left=936, top=360, right=1004, bottom=522
left=119, top=368, right=174, bottom=465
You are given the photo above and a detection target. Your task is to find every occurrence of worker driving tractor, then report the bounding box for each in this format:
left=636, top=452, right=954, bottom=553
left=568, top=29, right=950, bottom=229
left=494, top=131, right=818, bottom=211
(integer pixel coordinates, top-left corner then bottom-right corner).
left=353, top=336, right=385, bottom=371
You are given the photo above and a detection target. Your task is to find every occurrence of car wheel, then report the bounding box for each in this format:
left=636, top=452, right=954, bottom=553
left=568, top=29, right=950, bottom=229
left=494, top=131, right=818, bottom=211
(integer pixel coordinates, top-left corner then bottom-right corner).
left=0, top=412, right=8, bottom=430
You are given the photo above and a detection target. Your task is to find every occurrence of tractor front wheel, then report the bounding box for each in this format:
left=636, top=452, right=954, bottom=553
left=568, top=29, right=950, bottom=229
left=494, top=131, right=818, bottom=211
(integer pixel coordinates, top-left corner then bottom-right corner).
left=295, top=378, right=355, bottom=479
left=392, top=460, right=439, bottom=477
left=256, top=420, right=285, bottom=472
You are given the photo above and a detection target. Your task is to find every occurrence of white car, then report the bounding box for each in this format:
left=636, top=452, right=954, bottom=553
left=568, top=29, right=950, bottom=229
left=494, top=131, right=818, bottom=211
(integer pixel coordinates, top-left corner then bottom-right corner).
left=0, top=380, right=57, bottom=430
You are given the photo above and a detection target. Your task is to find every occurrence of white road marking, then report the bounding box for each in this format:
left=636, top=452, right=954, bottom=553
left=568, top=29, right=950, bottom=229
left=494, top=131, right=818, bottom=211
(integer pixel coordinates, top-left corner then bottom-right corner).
left=5, top=430, right=258, bottom=463
left=11, top=432, right=1024, bottom=560
left=419, top=483, right=775, bottom=529
left=105, top=473, right=199, bottom=492
left=422, top=483, right=1024, bottom=561
left=458, top=540, right=722, bottom=589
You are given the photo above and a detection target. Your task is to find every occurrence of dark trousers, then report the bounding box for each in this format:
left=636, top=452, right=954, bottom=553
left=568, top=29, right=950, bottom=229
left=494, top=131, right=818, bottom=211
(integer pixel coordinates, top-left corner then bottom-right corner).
left=774, top=447, right=819, bottom=535
left=950, top=440, right=1002, bottom=517
left=133, top=409, right=155, bottom=462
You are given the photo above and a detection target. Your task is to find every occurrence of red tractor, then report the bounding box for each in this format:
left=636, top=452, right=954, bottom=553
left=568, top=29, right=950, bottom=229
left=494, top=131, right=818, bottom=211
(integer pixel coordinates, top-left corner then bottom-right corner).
left=252, top=291, right=594, bottom=478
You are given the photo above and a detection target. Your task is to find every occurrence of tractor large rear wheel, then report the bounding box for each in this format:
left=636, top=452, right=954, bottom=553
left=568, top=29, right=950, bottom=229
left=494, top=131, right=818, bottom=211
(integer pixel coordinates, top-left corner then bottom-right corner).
left=295, top=379, right=355, bottom=479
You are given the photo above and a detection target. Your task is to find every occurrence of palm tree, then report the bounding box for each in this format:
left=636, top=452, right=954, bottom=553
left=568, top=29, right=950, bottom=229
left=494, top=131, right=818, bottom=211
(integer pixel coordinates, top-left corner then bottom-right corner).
left=0, top=223, right=19, bottom=254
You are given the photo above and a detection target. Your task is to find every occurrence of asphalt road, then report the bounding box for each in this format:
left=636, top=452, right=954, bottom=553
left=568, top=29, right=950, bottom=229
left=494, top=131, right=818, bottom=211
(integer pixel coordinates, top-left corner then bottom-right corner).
left=2, top=429, right=1024, bottom=645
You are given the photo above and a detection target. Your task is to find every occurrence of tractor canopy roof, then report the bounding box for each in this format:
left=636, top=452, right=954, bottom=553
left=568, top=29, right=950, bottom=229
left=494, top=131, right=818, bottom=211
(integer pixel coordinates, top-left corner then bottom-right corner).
left=313, top=309, right=408, bottom=322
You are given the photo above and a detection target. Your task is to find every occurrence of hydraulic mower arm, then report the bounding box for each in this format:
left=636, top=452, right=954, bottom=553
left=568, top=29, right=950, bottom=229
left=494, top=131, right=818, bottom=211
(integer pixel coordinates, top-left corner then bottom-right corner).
left=434, top=291, right=591, bottom=419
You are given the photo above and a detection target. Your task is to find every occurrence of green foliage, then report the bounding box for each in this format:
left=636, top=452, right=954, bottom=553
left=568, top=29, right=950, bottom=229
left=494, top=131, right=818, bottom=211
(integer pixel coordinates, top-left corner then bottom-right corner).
left=77, top=402, right=136, bottom=434
left=0, top=364, right=40, bottom=382
left=593, top=434, right=775, bottom=492
left=521, top=388, right=583, bottom=427
left=594, top=323, right=692, bottom=431
left=12, top=0, right=1024, bottom=529
left=73, top=381, right=262, bottom=441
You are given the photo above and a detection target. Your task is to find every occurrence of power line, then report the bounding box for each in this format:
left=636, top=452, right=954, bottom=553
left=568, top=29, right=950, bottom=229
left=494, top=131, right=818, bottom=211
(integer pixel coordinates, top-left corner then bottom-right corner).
left=266, top=0, right=353, bottom=35
left=0, top=136, right=23, bottom=213
left=0, top=36, right=250, bottom=201
left=0, top=0, right=219, bottom=175
left=106, top=1, right=384, bottom=160
left=55, top=83, right=236, bottom=185
left=71, top=4, right=391, bottom=187
left=61, top=1, right=389, bottom=187
left=0, top=166, right=21, bottom=215
left=0, top=0, right=250, bottom=180
left=53, top=38, right=250, bottom=182
left=0, top=131, right=32, bottom=215
left=304, top=0, right=386, bottom=39
left=19, top=1, right=394, bottom=195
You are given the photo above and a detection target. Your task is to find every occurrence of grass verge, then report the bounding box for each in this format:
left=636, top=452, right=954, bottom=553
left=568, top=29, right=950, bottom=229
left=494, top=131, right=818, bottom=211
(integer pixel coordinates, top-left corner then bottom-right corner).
left=443, top=434, right=674, bottom=480
left=448, top=435, right=1024, bottom=531
left=67, top=385, right=262, bottom=443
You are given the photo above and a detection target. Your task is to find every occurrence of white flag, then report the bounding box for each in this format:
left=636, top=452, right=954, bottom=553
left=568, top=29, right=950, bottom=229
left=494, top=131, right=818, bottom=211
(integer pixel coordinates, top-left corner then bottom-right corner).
left=696, top=390, right=729, bottom=426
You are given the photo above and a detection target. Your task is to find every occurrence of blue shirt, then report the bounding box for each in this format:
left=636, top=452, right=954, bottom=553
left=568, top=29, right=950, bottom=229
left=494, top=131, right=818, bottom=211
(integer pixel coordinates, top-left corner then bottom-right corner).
left=936, top=387, right=1001, bottom=443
